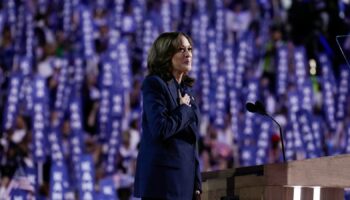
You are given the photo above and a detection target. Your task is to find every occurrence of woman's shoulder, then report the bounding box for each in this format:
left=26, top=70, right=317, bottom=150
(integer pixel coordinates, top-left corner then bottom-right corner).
left=143, top=74, right=165, bottom=84
left=142, top=74, right=167, bottom=90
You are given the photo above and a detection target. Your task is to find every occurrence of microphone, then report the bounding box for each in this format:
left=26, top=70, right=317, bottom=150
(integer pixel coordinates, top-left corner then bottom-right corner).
left=254, top=101, right=267, bottom=115
left=245, top=102, right=256, bottom=113
left=246, top=101, right=267, bottom=115
left=245, top=101, right=286, bottom=163
left=245, top=102, right=257, bottom=113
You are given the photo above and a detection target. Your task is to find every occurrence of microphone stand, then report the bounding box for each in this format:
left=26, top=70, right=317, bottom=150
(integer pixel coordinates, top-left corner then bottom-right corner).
left=246, top=101, right=287, bottom=163
left=265, top=114, right=286, bottom=163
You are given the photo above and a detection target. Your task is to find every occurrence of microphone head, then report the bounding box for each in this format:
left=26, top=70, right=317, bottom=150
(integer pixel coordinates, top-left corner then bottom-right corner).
left=255, top=100, right=267, bottom=115
left=245, top=102, right=257, bottom=113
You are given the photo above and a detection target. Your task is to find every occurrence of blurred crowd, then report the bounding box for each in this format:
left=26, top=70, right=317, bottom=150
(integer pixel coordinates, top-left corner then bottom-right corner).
left=0, top=0, right=350, bottom=199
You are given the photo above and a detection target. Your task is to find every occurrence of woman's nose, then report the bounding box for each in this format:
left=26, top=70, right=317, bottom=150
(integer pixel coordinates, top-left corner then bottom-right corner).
left=184, top=50, right=191, bottom=57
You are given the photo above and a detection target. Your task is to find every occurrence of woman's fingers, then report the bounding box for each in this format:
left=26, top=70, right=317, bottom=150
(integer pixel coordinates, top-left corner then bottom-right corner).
left=178, top=91, right=191, bottom=106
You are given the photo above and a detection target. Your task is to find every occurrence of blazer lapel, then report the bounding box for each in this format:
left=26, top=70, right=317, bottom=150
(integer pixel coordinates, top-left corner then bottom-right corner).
left=166, top=79, right=179, bottom=107
left=168, top=80, right=200, bottom=141
left=183, top=86, right=200, bottom=141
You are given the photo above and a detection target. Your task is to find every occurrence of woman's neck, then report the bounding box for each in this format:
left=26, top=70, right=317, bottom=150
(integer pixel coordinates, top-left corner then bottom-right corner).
left=172, top=71, right=183, bottom=83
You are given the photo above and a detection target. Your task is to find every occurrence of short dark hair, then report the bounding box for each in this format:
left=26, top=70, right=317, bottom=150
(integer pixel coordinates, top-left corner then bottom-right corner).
left=147, top=32, right=195, bottom=86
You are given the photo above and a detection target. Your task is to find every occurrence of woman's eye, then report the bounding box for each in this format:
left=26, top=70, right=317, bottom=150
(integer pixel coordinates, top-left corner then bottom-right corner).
left=179, top=47, right=192, bottom=53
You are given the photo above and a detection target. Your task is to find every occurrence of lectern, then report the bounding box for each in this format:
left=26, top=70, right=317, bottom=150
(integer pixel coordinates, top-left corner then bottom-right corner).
left=201, top=154, right=350, bottom=200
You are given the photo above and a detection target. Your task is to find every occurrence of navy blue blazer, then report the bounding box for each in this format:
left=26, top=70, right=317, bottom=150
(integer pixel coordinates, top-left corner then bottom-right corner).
left=134, top=75, right=202, bottom=200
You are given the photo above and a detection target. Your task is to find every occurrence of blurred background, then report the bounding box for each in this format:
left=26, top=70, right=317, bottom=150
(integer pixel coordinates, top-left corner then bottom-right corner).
left=0, top=0, right=350, bottom=199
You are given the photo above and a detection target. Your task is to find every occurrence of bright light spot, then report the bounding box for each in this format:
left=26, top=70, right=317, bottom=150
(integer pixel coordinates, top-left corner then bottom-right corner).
left=309, top=59, right=316, bottom=68
left=293, top=186, right=301, bottom=200
left=313, top=187, right=321, bottom=200
left=309, top=59, right=317, bottom=75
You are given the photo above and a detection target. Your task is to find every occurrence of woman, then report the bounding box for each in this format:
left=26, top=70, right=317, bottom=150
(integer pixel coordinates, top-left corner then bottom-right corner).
left=134, top=32, right=201, bottom=200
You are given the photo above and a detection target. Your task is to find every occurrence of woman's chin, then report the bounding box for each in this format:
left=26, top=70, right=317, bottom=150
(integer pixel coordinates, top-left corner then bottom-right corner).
left=173, top=65, right=191, bottom=74
left=183, top=65, right=192, bottom=72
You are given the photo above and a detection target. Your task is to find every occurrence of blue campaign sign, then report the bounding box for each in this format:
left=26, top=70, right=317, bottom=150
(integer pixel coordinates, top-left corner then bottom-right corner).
left=72, top=57, right=85, bottom=93
left=54, top=58, right=69, bottom=115
left=113, top=0, right=125, bottom=29
left=9, top=189, right=30, bottom=200
left=234, top=40, right=249, bottom=90
left=75, top=5, right=95, bottom=58
left=318, top=53, right=337, bottom=87
left=68, top=95, right=86, bottom=188
left=255, top=117, right=273, bottom=164
left=50, top=163, right=69, bottom=200
left=276, top=46, right=289, bottom=95
left=240, top=145, right=256, bottom=167
left=284, top=123, right=296, bottom=161
left=97, top=177, right=117, bottom=200
left=32, top=76, right=49, bottom=162
left=214, top=71, right=227, bottom=128
left=63, top=0, right=72, bottom=35
left=296, top=110, right=318, bottom=158
left=117, top=39, right=132, bottom=90
left=78, top=155, right=96, bottom=200
left=311, top=117, right=325, bottom=156
left=335, top=64, right=350, bottom=120
left=2, top=74, right=22, bottom=131
left=293, top=47, right=308, bottom=89
left=106, top=117, right=121, bottom=174
left=48, top=126, right=65, bottom=164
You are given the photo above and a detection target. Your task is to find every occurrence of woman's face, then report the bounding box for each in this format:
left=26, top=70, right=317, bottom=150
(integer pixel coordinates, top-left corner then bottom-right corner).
left=171, top=35, right=192, bottom=74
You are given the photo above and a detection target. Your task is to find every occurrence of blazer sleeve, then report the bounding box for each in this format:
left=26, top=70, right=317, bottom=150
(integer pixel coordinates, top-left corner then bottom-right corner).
left=142, top=76, right=196, bottom=140
left=195, top=145, right=202, bottom=192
